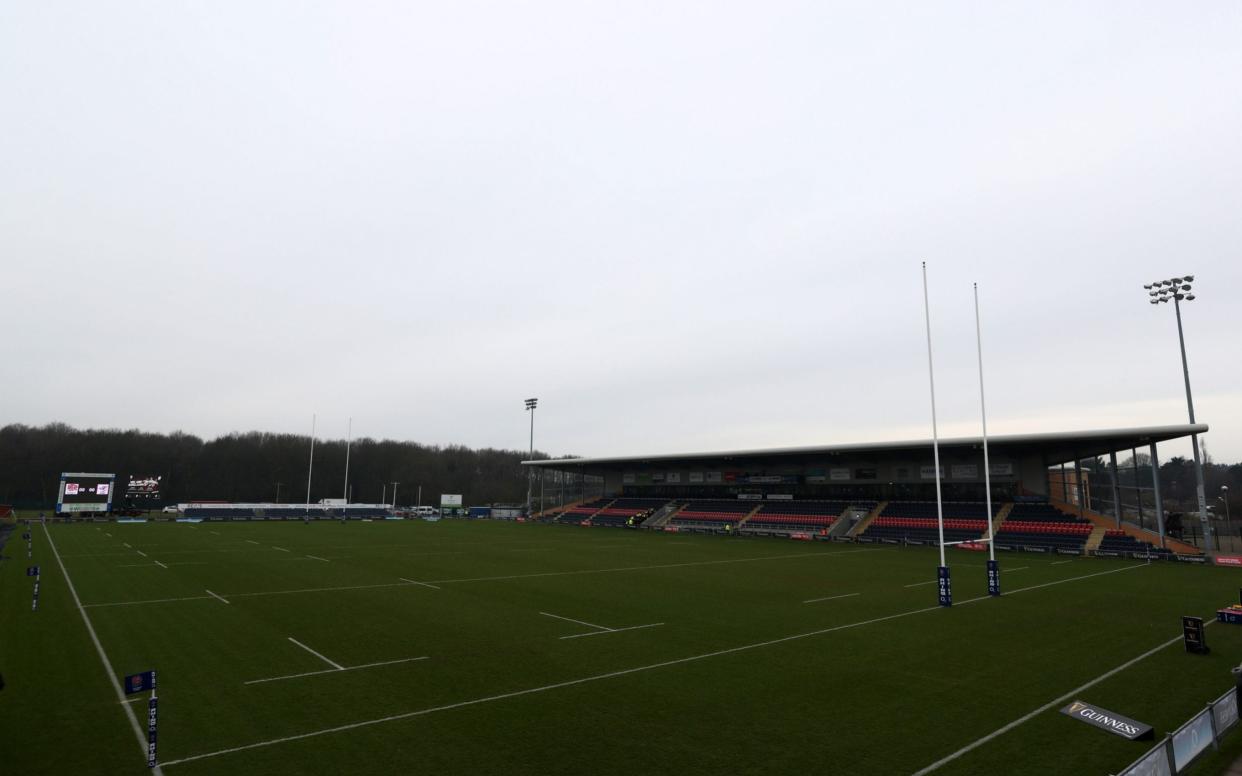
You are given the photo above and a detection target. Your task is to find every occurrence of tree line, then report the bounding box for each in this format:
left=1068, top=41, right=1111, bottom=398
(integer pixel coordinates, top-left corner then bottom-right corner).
left=0, top=423, right=555, bottom=509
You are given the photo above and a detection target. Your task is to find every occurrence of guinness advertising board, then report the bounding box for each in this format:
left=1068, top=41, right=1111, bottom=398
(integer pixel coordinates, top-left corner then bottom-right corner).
left=1060, top=700, right=1153, bottom=740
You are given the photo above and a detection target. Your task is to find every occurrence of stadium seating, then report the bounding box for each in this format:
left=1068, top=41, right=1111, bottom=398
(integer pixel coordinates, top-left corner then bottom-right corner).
left=994, top=502, right=1092, bottom=553
left=744, top=501, right=855, bottom=531
left=1095, top=529, right=1174, bottom=558
left=670, top=500, right=756, bottom=529
left=860, top=501, right=998, bottom=545
left=554, top=498, right=612, bottom=524
left=590, top=498, right=669, bottom=527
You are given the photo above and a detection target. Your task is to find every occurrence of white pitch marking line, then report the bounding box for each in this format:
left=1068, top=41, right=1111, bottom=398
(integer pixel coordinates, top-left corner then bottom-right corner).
left=135, top=549, right=148, bottom=557
left=912, top=629, right=1193, bottom=775
left=305, top=555, right=330, bottom=562
left=1051, top=560, right=1073, bottom=565
left=540, top=611, right=612, bottom=632
left=105, top=532, right=112, bottom=537
left=246, top=540, right=260, bottom=545
left=244, top=656, right=429, bottom=686
left=904, top=580, right=937, bottom=587
left=157, top=562, right=1147, bottom=769
left=429, top=547, right=883, bottom=584
left=123, top=542, right=131, bottom=548
left=272, top=546, right=290, bottom=553
left=1006, top=566, right=1029, bottom=572
left=84, top=594, right=214, bottom=608
left=560, top=623, right=664, bottom=639
left=81, top=549, right=880, bottom=608
left=287, top=637, right=345, bottom=671
left=803, top=593, right=860, bottom=604
left=206, top=590, right=230, bottom=604
left=210, top=531, right=220, bottom=535
left=398, top=578, right=440, bottom=590
left=154, top=560, right=168, bottom=569
left=41, top=525, right=167, bottom=775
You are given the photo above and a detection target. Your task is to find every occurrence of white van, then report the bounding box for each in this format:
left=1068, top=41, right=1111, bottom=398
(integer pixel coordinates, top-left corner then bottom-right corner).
left=414, top=506, right=437, bottom=518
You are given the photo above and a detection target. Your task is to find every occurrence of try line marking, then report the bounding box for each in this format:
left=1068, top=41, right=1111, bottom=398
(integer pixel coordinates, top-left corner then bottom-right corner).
left=206, top=590, right=230, bottom=604
left=159, top=562, right=1146, bottom=768
left=42, top=524, right=167, bottom=776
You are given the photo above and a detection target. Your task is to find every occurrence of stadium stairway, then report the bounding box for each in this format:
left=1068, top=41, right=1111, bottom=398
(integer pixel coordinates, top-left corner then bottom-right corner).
left=1048, top=499, right=1201, bottom=555
left=644, top=501, right=684, bottom=529
left=1084, top=526, right=1108, bottom=552
left=734, top=504, right=763, bottom=529
left=847, top=501, right=888, bottom=538
left=991, top=502, right=1014, bottom=532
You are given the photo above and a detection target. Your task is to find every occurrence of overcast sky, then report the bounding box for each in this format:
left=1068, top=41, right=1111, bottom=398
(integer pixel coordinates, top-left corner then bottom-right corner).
left=3, top=2, right=1240, bottom=463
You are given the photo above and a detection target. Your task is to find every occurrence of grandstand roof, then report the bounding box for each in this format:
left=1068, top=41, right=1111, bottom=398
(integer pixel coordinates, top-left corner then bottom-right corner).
left=523, top=423, right=1208, bottom=469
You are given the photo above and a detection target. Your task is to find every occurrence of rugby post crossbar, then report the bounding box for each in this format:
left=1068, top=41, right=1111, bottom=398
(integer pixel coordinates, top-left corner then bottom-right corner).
left=942, top=537, right=993, bottom=547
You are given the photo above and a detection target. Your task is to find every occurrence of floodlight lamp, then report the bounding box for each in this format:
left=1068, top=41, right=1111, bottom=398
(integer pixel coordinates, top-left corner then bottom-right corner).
left=1150, top=299, right=1159, bottom=304
left=1185, top=294, right=1195, bottom=300
left=1171, top=276, right=1184, bottom=283
left=1144, top=284, right=1153, bottom=290
left=1181, top=284, right=1192, bottom=291
left=1184, top=274, right=1194, bottom=282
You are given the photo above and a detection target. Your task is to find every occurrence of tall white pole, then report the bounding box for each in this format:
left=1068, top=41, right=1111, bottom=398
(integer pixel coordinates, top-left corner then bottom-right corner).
left=974, top=283, right=995, bottom=562
left=922, top=263, right=946, bottom=568
left=342, top=417, right=352, bottom=507
left=305, top=414, right=316, bottom=517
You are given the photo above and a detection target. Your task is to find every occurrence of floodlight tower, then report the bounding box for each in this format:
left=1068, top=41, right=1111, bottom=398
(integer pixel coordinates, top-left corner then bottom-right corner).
left=1144, top=275, right=1210, bottom=549
left=525, top=398, right=538, bottom=517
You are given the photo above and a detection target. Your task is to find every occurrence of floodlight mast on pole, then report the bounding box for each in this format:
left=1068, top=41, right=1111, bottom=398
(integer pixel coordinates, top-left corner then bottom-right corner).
left=525, top=398, right=538, bottom=517
left=921, top=263, right=951, bottom=607
left=1145, top=276, right=1211, bottom=551
left=974, top=283, right=1000, bottom=597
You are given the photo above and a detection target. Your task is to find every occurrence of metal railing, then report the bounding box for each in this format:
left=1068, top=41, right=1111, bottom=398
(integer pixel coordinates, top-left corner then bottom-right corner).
left=1115, top=686, right=1239, bottom=775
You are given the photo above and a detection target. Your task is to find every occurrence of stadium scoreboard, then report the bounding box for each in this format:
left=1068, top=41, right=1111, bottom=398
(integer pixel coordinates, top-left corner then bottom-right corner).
left=57, top=472, right=116, bottom=513
left=125, top=475, right=163, bottom=501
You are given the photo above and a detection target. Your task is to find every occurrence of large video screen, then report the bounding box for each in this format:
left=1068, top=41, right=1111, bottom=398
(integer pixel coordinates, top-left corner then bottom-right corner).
left=58, top=473, right=116, bottom=513
left=125, top=475, right=162, bottom=501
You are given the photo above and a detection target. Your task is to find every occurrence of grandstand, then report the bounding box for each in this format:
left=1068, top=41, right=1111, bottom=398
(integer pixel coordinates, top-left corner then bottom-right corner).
left=524, top=424, right=1209, bottom=558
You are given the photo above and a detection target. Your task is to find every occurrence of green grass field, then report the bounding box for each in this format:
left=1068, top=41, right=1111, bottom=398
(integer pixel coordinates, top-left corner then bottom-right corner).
left=4, top=518, right=1242, bottom=775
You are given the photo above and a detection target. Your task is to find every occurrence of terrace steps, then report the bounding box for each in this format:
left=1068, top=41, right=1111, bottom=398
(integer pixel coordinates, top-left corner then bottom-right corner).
left=847, top=501, right=888, bottom=538
left=991, top=502, right=1014, bottom=532
left=1084, top=526, right=1108, bottom=552
left=644, top=501, right=684, bottom=528
left=734, top=504, right=764, bottom=528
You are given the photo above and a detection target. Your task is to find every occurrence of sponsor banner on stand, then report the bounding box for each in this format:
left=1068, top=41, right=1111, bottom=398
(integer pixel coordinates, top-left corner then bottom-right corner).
left=622, top=473, right=635, bottom=485
left=829, top=468, right=851, bottom=481
left=124, top=670, right=157, bottom=695
left=1172, top=709, right=1214, bottom=768
left=950, top=464, right=978, bottom=479
left=688, top=472, right=704, bottom=483
left=666, top=472, right=681, bottom=484
left=989, top=462, right=1014, bottom=476
left=1214, top=555, right=1242, bottom=567
left=920, top=466, right=945, bottom=480
left=955, top=542, right=987, bottom=551
left=1060, top=700, right=1153, bottom=740
left=706, top=472, right=722, bottom=484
